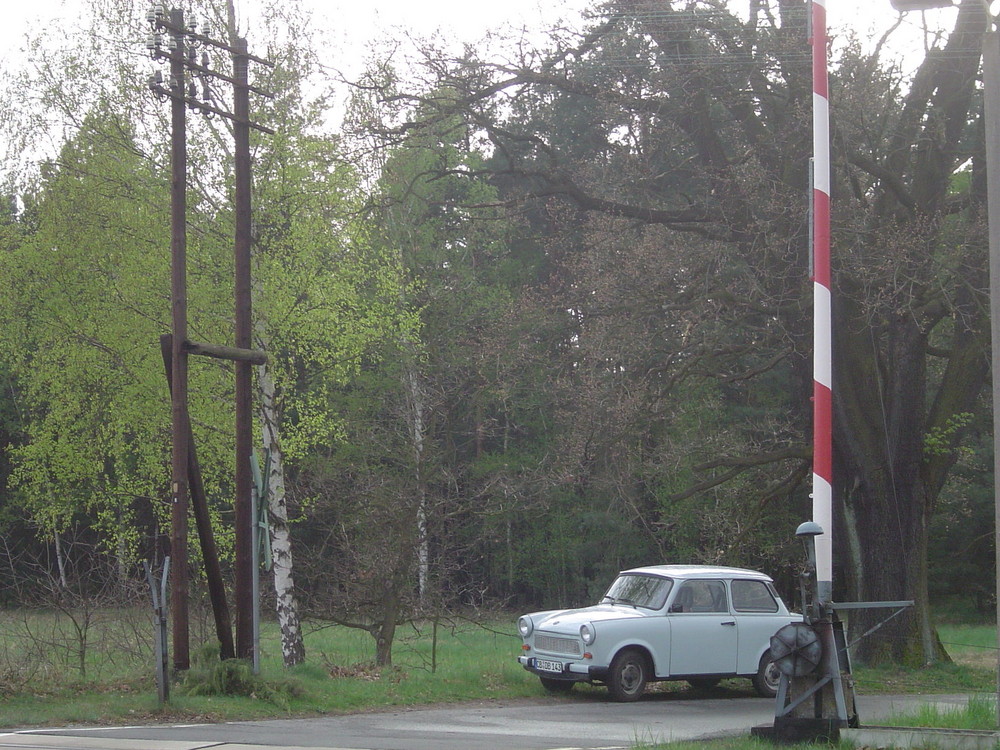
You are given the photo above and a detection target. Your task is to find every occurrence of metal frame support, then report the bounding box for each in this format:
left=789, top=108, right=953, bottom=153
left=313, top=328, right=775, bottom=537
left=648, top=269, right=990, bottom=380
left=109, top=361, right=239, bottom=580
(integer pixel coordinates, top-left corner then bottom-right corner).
left=768, top=523, right=856, bottom=741
left=144, top=557, right=171, bottom=704
left=773, top=606, right=855, bottom=728
left=759, top=523, right=914, bottom=743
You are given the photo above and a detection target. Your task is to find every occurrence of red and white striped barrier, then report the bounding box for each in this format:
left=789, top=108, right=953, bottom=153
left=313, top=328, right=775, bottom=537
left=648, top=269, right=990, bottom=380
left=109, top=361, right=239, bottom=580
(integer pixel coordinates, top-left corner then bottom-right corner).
left=811, top=0, right=833, bottom=598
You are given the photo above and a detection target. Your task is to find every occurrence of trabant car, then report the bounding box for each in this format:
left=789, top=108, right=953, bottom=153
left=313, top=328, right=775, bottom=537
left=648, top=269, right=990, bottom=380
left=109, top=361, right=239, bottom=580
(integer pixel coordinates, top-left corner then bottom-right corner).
left=516, top=565, right=797, bottom=701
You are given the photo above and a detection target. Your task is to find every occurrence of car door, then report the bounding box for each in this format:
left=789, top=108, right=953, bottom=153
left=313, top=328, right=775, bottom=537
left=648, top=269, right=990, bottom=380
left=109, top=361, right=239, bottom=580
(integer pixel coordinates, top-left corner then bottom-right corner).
left=666, top=579, right=738, bottom=676
left=730, top=578, right=785, bottom=674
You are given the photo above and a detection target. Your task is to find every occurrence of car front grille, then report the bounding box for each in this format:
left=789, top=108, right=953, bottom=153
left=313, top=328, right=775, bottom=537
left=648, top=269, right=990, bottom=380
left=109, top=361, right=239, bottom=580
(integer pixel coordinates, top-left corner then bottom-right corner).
left=535, top=634, right=582, bottom=656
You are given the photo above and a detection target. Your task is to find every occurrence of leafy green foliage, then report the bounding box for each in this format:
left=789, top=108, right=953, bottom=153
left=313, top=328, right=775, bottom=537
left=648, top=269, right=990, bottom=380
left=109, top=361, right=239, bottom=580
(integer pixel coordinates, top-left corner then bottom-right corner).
left=0, top=109, right=220, bottom=551
left=0, top=1, right=406, bottom=580
left=923, top=412, right=973, bottom=457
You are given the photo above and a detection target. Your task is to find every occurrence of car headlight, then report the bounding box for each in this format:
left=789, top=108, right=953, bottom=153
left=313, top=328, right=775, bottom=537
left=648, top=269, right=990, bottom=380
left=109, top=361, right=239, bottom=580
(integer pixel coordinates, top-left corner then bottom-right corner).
left=518, top=616, right=533, bottom=637
left=580, top=622, right=595, bottom=645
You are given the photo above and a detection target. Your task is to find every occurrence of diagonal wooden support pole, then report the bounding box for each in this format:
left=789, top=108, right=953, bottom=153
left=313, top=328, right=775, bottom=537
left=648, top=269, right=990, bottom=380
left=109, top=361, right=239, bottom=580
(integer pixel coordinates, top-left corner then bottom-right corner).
left=160, top=334, right=236, bottom=661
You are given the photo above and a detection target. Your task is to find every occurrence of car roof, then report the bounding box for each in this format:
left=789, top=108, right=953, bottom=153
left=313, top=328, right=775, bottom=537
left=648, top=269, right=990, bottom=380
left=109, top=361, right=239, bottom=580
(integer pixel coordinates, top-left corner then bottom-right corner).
left=620, top=564, right=773, bottom=582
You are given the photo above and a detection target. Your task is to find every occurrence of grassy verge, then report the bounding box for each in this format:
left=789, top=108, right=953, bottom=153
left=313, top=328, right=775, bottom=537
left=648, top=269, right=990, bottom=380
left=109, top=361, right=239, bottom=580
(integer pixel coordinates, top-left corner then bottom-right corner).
left=939, top=623, right=998, bottom=671
left=887, top=694, right=998, bottom=730
left=634, top=741, right=779, bottom=750
left=0, top=615, right=540, bottom=727
left=1, top=614, right=995, bottom=730
left=633, top=696, right=1000, bottom=750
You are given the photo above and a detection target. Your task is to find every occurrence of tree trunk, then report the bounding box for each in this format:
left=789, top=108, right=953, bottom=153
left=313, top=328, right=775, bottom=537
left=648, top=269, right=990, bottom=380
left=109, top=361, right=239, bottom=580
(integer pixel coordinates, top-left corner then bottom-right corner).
left=257, top=360, right=305, bottom=667
left=835, top=300, right=964, bottom=665
left=54, top=525, right=67, bottom=589
left=403, top=347, right=429, bottom=604
left=374, top=584, right=400, bottom=667
left=840, top=468, right=939, bottom=665
left=829, top=1, right=988, bottom=665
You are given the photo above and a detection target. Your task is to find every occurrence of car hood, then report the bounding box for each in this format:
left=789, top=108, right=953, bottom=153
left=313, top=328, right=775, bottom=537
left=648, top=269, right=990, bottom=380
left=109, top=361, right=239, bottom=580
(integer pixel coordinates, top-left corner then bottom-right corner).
left=537, top=604, right=646, bottom=631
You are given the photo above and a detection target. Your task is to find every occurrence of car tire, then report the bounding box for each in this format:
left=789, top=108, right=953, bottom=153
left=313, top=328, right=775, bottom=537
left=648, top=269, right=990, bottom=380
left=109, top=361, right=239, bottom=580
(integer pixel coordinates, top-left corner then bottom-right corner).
left=752, top=650, right=781, bottom=698
left=687, top=677, right=721, bottom=690
left=539, top=677, right=574, bottom=694
left=607, top=648, right=649, bottom=702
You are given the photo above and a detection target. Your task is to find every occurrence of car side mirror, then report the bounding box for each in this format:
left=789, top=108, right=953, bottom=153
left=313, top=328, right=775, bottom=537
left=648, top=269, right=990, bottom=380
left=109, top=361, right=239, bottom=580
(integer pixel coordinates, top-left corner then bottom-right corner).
left=669, top=603, right=685, bottom=613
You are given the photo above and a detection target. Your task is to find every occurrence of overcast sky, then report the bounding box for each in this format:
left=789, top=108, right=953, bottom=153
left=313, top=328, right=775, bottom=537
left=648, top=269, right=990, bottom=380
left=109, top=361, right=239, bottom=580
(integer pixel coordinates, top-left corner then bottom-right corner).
left=0, top=0, right=977, bottom=70
left=4, top=0, right=584, bottom=64
left=0, top=1, right=984, bottom=184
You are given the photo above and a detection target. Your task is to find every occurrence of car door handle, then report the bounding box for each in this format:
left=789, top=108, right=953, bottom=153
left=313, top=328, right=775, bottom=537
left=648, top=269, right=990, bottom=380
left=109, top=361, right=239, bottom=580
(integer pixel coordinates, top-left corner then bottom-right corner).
left=721, top=621, right=736, bottom=626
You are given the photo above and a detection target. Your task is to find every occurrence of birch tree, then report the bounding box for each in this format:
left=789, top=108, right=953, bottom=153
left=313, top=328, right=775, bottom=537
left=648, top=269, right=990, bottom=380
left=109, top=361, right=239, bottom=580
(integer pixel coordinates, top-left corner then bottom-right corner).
left=251, top=125, right=402, bottom=665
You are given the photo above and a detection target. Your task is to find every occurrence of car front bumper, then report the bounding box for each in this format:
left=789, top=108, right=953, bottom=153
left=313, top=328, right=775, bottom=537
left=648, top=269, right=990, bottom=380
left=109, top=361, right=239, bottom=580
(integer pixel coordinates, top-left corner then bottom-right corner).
left=518, top=655, right=608, bottom=682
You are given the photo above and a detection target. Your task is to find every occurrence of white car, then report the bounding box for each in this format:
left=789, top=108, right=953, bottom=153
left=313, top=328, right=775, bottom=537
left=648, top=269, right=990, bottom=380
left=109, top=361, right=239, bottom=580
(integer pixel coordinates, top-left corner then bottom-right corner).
left=516, top=565, right=798, bottom=701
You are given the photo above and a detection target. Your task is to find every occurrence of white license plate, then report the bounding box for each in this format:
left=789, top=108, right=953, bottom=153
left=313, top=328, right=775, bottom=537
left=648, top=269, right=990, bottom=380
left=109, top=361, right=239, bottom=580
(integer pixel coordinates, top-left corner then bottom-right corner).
left=535, top=658, right=563, bottom=673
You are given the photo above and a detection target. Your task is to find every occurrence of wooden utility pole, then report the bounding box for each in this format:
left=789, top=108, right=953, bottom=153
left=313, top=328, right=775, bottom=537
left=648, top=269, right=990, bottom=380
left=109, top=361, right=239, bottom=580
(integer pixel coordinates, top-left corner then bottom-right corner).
left=148, top=1, right=274, bottom=669
left=233, top=36, right=255, bottom=660
left=983, top=25, right=1000, bottom=731
left=167, top=6, right=190, bottom=672
left=160, top=335, right=236, bottom=661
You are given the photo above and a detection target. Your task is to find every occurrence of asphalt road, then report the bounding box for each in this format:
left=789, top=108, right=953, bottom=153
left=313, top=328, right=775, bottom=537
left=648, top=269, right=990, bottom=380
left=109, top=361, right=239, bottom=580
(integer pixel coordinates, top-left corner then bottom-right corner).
left=0, top=692, right=972, bottom=750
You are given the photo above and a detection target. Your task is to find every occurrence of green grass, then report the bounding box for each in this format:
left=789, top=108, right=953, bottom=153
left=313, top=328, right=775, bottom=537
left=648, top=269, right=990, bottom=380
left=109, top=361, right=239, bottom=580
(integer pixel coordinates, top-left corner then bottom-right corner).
left=633, top=741, right=782, bottom=750
left=633, top=688, right=1000, bottom=750
left=838, top=622, right=996, bottom=696
left=851, top=662, right=994, bottom=696
left=939, top=623, right=999, bottom=669
left=886, top=694, right=998, bottom=730
left=1, top=609, right=996, bottom=731
left=0, top=612, right=540, bottom=728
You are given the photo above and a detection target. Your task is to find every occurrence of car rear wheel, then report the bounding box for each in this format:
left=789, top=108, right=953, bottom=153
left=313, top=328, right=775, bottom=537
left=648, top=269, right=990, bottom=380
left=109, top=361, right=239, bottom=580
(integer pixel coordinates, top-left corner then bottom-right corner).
left=539, top=676, right=574, bottom=693
left=607, top=648, right=648, bottom=702
left=752, top=650, right=781, bottom=698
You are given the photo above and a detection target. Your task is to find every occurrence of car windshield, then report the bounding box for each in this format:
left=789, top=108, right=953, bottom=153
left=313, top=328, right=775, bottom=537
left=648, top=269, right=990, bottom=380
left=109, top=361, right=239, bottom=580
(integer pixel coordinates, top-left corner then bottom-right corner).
left=601, top=573, right=673, bottom=610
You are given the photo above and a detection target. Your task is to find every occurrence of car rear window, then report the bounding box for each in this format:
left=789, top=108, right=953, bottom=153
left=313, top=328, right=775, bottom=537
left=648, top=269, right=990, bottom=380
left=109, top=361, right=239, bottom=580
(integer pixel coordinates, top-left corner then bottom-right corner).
left=731, top=579, right=779, bottom=612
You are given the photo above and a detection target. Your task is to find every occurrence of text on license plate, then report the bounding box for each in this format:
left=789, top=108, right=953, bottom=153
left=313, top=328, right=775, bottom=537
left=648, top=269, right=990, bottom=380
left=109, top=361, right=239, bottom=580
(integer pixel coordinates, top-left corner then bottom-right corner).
left=535, top=658, right=563, bottom=673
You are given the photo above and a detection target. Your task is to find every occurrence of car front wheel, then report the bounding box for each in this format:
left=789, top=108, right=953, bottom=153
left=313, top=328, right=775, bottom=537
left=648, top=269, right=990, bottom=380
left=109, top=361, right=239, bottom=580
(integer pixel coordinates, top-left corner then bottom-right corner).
left=607, top=648, right=649, bottom=702
left=752, top=650, right=781, bottom=698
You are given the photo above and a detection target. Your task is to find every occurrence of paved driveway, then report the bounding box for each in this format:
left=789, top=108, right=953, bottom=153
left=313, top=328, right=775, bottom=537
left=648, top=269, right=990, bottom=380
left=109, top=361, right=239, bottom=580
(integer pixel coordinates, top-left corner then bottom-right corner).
left=0, top=692, right=973, bottom=750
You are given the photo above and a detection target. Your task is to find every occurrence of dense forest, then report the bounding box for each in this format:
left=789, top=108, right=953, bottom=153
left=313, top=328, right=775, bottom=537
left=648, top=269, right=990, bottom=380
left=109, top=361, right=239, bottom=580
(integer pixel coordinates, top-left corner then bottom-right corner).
left=0, top=0, right=994, bottom=670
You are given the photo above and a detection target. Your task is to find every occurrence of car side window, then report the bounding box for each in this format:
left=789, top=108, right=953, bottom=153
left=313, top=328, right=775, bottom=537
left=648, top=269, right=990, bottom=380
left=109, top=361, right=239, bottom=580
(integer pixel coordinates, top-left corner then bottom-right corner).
left=671, top=580, right=728, bottom=613
left=731, top=579, right=779, bottom=613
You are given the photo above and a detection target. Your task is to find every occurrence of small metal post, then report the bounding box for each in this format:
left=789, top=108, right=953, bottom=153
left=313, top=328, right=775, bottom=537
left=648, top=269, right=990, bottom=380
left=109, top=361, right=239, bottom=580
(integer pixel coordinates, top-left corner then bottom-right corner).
left=145, top=557, right=171, bottom=704
left=251, top=451, right=262, bottom=675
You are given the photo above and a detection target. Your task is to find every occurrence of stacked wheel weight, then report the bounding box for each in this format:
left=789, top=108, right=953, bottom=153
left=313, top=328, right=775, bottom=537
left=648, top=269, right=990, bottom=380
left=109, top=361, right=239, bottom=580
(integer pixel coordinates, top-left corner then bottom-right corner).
left=769, top=623, right=822, bottom=677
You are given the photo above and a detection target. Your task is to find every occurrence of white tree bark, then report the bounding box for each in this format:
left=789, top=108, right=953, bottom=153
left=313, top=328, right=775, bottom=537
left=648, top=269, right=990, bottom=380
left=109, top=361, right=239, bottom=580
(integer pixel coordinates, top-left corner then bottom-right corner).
left=404, top=358, right=429, bottom=603
left=257, top=359, right=305, bottom=667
